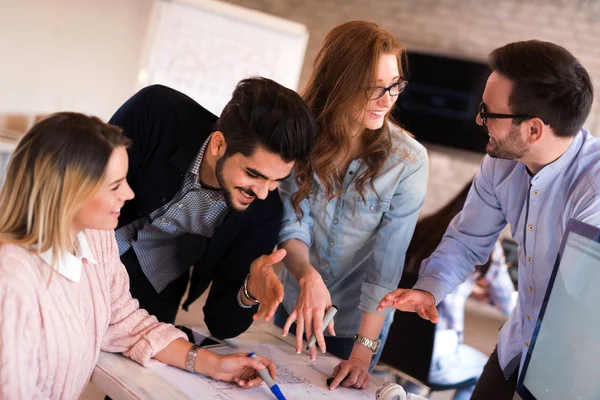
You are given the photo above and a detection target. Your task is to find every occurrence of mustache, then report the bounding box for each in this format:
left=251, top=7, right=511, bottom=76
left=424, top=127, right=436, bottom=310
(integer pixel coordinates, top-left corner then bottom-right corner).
left=237, top=187, right=256, bottom=198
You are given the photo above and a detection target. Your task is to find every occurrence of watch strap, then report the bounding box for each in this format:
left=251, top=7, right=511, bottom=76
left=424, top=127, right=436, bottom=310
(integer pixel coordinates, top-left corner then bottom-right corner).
left=353, top=334, right=381, bottom=354
left=186, top=344, right=201, bottom=373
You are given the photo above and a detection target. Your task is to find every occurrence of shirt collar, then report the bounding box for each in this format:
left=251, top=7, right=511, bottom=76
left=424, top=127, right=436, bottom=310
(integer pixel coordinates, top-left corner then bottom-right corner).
left=188, top=133, right=213, bottom=178
left=529, top=129, right=585, bottom=186
left=38, top=231, right=98, bottom=282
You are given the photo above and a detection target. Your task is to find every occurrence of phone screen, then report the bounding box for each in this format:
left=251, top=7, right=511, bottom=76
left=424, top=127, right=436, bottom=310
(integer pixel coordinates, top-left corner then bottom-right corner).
left=175, top=325, right=228, bottom=349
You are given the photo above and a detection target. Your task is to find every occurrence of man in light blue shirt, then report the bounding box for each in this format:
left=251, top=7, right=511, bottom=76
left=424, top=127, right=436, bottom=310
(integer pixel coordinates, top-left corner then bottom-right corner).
left=378, top=40, right=599, bottom=399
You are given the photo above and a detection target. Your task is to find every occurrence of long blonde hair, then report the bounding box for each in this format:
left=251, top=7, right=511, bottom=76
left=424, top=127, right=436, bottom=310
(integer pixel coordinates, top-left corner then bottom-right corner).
left=0, top=112, right=130, bottom=269
left=292, top=21, right=407, bottom=218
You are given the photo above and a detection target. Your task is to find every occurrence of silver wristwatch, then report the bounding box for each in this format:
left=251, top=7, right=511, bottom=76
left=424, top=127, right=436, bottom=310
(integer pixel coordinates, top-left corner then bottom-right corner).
left=353, top=334, right=381, bottom=354
left=186, top=344, right=201, bottom=373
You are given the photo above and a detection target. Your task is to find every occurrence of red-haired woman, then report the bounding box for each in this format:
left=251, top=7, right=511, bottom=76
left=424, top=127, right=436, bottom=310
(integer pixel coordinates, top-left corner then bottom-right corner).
left=275, top=21, right=429, bottom=390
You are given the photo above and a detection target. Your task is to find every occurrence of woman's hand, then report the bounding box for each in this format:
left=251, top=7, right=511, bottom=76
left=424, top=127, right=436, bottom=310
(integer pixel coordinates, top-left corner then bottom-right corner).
left=282, top=267, right=335, bottom=359
left=203, top=352, right=276, bottom=389
left=328, top=357, right=370, bottom=390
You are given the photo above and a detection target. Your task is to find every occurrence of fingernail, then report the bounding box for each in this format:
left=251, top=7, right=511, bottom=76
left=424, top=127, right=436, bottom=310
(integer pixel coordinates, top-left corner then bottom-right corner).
left=296, top=350, right=301, bottom=354
left=311, top=356, right=315, bottom=361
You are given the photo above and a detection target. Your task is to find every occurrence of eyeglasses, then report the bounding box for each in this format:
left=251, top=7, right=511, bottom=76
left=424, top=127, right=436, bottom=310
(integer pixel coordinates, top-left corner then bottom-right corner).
left=478, top=102, right=548, bottom=132
left=366, top=81, right=408, bottom=100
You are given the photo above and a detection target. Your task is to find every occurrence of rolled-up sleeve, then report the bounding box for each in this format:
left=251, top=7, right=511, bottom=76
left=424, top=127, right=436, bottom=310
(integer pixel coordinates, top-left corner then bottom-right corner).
left=413, top=155, right=507, bottom=304
left=99, top=231, right=186, bottom=366
left=277, top=172, right=314, bottom=247
left=360, top=150, right=429, bottom=313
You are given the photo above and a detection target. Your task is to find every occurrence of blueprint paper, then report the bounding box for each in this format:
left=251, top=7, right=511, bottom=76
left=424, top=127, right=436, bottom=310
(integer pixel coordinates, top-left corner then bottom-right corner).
left=154, top=342, right=378, bottom=399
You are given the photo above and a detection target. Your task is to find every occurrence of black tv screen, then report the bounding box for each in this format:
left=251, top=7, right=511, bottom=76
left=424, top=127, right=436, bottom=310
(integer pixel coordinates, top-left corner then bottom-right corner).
left=393, top=51, right=491, bottom=153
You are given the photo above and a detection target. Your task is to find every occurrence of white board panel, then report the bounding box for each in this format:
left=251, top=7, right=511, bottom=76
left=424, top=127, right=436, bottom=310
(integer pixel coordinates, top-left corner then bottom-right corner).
left=141, top=0, right=308, bottom=115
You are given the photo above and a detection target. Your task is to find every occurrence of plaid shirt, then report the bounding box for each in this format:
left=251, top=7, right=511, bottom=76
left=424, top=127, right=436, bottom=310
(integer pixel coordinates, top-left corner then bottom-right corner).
left=115, top=134, right=229, bottom=292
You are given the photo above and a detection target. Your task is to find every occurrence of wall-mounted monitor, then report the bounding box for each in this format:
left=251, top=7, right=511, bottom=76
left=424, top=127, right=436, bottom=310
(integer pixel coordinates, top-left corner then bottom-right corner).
left=393, top=51, right=491, bottom=154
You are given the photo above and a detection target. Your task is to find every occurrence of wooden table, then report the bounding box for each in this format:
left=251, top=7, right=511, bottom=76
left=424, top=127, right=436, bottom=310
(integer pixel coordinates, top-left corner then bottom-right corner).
left=91, top=321, right=384, bottom=400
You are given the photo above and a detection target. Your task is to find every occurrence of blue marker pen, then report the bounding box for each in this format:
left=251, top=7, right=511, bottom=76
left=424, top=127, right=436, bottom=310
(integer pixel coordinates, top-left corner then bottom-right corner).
left=247, top=352, right=287, bottom=400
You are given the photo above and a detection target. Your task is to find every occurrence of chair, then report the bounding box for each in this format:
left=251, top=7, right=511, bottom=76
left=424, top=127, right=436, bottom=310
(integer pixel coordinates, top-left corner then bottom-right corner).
left=378, top=271, right=478, bottom=399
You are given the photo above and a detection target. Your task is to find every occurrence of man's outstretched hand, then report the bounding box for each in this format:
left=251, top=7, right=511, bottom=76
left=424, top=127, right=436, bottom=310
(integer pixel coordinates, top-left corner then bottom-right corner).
left=246, top=249, right=287, bottom=322
left=376, top=288, right=439, bottom=323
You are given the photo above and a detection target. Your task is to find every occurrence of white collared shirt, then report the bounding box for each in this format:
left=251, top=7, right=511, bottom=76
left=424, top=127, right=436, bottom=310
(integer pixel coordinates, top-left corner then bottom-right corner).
left=38, top=232, right=98, bottom=282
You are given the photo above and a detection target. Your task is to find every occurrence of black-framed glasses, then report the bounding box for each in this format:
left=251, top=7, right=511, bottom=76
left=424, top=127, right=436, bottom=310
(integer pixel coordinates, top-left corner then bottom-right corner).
left=366, top=80, right=408, bottom=100
left=478, top=102, right=548, bottom=132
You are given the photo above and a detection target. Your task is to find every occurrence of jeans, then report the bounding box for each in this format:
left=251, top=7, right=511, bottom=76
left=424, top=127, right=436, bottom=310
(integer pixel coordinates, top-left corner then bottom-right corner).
left=273, top=306, right=393, bottom=372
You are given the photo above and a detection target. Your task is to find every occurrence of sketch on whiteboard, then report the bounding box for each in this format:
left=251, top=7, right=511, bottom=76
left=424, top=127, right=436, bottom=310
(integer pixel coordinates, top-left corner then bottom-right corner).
left=142, top=0, right=308, bottom=116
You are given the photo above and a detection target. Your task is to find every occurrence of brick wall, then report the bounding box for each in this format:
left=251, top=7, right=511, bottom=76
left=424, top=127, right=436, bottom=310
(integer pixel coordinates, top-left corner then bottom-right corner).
left=222, top=0, right=600, bottom=215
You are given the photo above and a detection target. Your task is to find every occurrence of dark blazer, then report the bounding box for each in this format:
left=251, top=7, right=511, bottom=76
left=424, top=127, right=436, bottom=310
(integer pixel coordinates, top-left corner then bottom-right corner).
left=109, top=85, right=283, bottom=338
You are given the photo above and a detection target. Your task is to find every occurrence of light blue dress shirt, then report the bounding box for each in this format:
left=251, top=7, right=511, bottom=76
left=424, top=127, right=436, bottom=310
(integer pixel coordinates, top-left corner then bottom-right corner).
left=414, top=129, right=600, bottom=377
left=278, top=124, right=429, bottom=337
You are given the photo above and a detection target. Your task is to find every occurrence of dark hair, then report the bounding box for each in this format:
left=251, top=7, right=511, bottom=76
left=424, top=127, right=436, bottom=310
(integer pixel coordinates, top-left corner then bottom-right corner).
left=489, top=40, right=593, bottom=138
left=216, top=77, right=316, bottom=163
left=404, top=180, right=491, bottom=277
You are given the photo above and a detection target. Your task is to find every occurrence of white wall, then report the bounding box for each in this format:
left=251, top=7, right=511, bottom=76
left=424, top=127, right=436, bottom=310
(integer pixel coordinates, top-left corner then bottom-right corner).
left=0, top=0, right=154, bottom=120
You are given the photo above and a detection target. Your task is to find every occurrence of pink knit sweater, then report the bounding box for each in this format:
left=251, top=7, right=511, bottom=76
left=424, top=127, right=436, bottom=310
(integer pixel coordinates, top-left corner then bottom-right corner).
left=0, top=229, right=186, bottom=399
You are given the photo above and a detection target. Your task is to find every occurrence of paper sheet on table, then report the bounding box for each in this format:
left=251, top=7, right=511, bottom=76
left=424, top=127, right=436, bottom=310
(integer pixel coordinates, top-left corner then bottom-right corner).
left=154, top=343, right=377, bottom=399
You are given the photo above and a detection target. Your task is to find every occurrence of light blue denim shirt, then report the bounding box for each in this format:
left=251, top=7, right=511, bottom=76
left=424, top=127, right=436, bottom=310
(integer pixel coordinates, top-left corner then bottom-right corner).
left=278, top=123, right=429, bottom=337
left=414, top=129, right=600, bottom=378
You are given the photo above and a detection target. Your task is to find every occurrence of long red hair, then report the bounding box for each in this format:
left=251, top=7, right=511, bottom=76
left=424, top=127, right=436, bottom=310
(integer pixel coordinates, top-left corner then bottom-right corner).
left=292, top=21, right=407, bottom=218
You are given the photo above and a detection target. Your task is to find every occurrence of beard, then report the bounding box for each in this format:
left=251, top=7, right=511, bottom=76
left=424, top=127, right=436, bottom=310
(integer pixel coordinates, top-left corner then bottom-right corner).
left=215, top=156, right=255, bottom=212
left=486, top=124, right=529, bottom=160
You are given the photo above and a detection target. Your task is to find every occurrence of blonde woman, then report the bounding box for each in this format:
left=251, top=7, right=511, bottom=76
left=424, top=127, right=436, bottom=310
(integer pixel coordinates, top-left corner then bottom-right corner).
left=0, top=113, right=274, bottom=399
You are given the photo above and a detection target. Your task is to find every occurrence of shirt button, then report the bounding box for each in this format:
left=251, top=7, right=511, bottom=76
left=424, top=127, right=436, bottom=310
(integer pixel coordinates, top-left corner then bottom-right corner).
left=525, top=342, right=530, bottom=348
left=333, top=219, right=338, bottom=224
left=161, top=218, right=167, bottom=222
left=533, top=190, right=540, bottom=196
left=324, top=278, right=329, bottom=284
left=330, top=241, right=335, bottom=247
left=526, top=315, right=532, bottom=321
left=527, top=257, right=532, bottom=263
left=348, top=171, right=354, bottom=175
left=529, top=286, right=534, bottom=292
left=177, top=204, right=183, bottom=209
left=369, top=206, right=375, bottom=211
left=325, top=262, right=330, bottom=268
left=528, top=224, right=534, bottom=231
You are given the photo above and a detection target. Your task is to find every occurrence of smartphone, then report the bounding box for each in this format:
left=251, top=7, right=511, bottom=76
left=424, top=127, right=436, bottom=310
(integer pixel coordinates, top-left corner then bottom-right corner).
left=175, top=325, right=229, bottom=349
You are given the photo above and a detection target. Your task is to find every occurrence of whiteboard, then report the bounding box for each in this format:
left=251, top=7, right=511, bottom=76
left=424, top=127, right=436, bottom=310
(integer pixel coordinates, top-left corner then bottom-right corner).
left=140, top=0, right=309, bottom=115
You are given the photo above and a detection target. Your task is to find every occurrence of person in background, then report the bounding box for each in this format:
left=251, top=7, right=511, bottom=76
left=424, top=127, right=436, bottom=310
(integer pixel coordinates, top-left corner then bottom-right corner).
left=378, top=40, right=598, bottom=399
left=0, top=113, right=275, bottom=399
left=108, top=77, right=316, bottom=338
left=404, top=181, right=516, bottom=400
left=276, top=21, right=429, bottom=390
